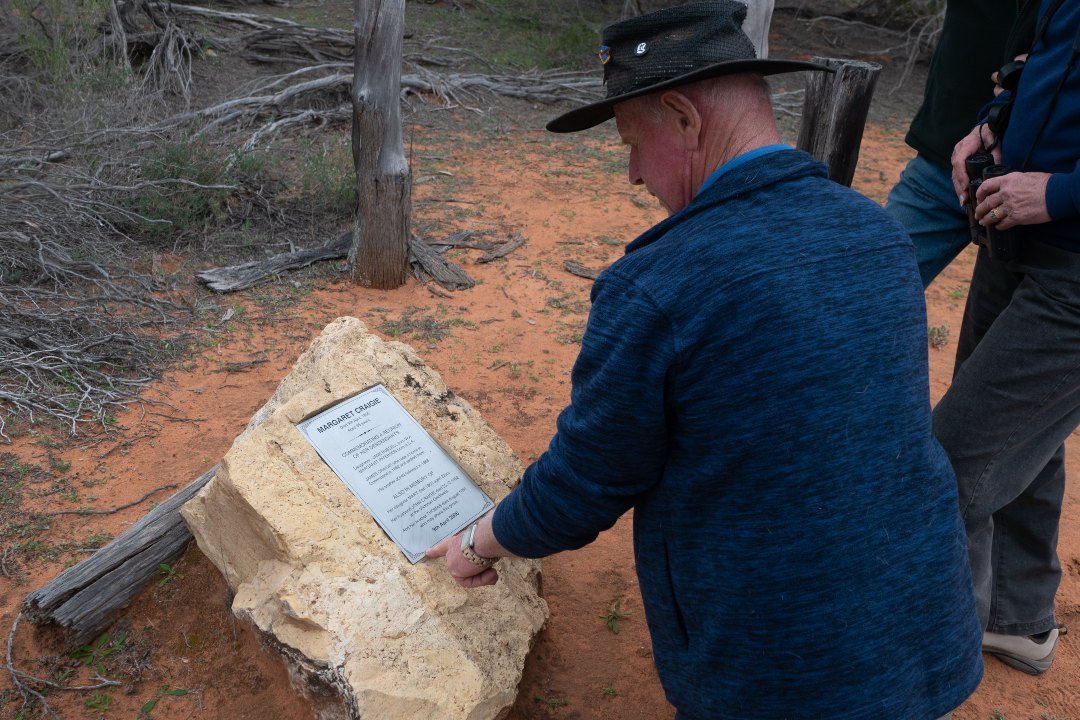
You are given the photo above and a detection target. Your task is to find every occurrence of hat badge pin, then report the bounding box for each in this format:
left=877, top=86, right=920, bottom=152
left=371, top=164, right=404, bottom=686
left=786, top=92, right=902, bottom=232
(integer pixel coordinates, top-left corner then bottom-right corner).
left=598, top=44, right=611, bottom=64
left=634, top=41, right=648, bottom=56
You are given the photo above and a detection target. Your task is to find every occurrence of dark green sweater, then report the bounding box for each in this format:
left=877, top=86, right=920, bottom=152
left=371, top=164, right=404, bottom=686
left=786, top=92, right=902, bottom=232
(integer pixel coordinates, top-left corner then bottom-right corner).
left=906, top=0, right=1022, bottom=167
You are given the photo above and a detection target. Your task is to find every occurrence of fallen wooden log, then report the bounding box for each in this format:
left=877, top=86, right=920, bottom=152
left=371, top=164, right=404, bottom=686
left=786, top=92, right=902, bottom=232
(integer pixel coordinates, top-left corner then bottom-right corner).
left=22, top=466, right=218, bottom=645
left=476, top=233, right=525, bottom=264
left=407, top=235, right=475, bottom=290
left=564, top=260, right=601, bottom=280
left=425, top=229, right=496, bottom=253
left=197, top=232, right=352, bottom=291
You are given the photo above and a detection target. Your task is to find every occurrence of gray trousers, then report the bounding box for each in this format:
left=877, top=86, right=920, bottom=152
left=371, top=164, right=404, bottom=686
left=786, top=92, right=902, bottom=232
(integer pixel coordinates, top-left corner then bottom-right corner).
left=933, top=239, right=1080, bottom=635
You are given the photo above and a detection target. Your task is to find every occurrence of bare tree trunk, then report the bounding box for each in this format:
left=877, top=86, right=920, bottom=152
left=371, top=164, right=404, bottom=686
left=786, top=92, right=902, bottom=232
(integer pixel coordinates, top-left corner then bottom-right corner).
left=349, top=0, right=410, bottom=290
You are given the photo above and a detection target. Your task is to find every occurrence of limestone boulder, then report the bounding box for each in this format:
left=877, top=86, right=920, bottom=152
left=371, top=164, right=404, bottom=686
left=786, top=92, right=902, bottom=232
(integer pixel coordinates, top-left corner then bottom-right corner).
left=181, top=317, right=548, bottom=720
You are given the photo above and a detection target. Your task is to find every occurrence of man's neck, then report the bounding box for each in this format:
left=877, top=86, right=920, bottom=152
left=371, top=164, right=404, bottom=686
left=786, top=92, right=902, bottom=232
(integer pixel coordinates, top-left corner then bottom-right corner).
left=693, top=119, right=782, bottom=193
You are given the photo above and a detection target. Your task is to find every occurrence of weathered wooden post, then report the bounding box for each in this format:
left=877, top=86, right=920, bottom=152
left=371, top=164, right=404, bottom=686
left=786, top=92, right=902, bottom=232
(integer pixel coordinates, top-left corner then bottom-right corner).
left=349, top=0, right=411, bottom=289
left=796, top=57, right=882, bottom=188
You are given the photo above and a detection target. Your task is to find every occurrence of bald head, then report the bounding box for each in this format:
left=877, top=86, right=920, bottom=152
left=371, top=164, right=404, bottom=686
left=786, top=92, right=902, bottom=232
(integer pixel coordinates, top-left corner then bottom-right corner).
left=631, top=73, right=774, bottom=128
left=613, top=73, right=781, bottom=215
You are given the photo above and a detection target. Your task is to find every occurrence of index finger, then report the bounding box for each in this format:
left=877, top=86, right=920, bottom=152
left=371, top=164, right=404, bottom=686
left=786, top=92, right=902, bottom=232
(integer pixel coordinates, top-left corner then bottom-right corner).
left=425, top=536, right=454, bottom=559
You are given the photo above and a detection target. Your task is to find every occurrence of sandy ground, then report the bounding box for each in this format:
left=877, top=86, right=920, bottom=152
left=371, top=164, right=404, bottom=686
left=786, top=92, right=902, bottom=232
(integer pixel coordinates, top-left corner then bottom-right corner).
left=2, top=113, right=1078, bottom=720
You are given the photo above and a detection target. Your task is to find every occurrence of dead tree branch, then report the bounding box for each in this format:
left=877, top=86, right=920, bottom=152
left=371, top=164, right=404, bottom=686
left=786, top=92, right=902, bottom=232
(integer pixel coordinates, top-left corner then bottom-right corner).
left=5, top=613, right=60, bottom=720
left=476, top=233, right=525, bottom=263
left=45, top=483, right=178, bottom=517
left=564, top=260, right=601, bottom=280
left=803, top=9, right=943, bottom=90
left=407, top=236, right=475, bottom=291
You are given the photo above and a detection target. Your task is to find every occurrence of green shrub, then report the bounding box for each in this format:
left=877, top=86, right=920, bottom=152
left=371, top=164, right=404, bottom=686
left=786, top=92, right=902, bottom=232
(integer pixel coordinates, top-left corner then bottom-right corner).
left=119, top=139, right=273, bottom=245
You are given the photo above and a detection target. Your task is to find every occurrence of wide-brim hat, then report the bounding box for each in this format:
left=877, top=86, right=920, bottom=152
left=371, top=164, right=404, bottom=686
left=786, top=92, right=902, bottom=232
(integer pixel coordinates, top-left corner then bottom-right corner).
left=547, top=0, right=831, bottom=133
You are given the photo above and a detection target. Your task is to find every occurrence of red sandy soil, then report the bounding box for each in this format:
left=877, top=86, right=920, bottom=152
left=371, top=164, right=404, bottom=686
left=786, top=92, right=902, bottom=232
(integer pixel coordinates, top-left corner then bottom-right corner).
left=1, top=121, right=1078, bottom=720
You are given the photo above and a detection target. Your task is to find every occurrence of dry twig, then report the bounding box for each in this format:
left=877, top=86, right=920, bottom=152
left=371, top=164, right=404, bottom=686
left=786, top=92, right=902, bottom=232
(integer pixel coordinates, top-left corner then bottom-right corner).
left=44, top=483, right=179, bottom=517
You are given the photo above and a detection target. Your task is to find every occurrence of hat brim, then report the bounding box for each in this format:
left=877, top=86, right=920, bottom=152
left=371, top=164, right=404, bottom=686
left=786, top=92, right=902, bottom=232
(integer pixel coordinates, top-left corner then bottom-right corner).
left=546, top=58, right=833, bottom=133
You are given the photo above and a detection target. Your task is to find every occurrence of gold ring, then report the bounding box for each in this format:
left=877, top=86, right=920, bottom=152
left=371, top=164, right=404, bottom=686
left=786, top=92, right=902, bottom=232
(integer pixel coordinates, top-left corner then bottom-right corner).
left=989, top=207, right=1004, bottom=222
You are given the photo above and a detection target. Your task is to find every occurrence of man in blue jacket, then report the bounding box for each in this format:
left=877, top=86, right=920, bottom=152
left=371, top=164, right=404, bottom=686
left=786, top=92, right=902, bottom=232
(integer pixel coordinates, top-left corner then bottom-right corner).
left=939, top=0, right=1080, bottom=677
left=429, top=2, right=984, bottom=717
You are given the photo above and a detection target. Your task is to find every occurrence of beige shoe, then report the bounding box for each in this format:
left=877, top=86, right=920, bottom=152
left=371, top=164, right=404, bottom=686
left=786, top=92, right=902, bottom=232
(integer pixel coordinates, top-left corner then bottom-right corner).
left=982, top=628, right=1059, bottom=675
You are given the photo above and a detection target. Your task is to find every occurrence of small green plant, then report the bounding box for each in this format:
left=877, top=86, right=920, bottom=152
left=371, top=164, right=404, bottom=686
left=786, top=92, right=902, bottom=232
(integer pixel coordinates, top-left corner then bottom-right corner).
left=0, top=469, right=25, bottom=511
left=601, top=682, right=618, bottom=697
left=927, top=324, right=950, bottom=349
left=84, top=531, right=112, bottom=549
left=84, top=691, right=112, bottom=711
left=990, top=710, right=1006, bottom=720
left=533, top=693, right=569, bottom=708
left=48, top=451, right=71, bottom=473
left=140, top=684, right=189, bottom=717
left=556, top=319, right=586, bottom=345
left=377, top=307, right=464, bottom=343
left=70, top=631, right=126, bottom=675
left=601, top=600, right=630, bottom=635
left=298, top=140, right=355, bottom=216
left=120, top=138, right=269, bottom=245
left=33, top=434, right=60, bottom=449
left=11, top=0, right=114, bottom=76
left=157, top=562, right=182, bottom=587
left=948, top=286, right=967, bottom=300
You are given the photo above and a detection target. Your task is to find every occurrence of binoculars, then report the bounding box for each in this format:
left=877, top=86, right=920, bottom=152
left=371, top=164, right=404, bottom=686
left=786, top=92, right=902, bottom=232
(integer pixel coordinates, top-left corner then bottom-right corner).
left=965, top=152, right=1020, bottom=262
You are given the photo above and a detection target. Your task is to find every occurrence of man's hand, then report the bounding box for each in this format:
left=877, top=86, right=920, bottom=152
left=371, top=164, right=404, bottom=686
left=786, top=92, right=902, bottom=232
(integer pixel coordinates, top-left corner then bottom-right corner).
left=974, top=171, right=1052, bottom=230
left=426, top=533, right=500, bottom=588
left=951, top=124, right=1000, bottom=206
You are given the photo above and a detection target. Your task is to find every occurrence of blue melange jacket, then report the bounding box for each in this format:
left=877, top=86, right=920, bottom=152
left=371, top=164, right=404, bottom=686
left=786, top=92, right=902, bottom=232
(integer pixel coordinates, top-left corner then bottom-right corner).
left=1001, top=0, right=1080, bottom=250
left=492, top=149, right=983, bottom=719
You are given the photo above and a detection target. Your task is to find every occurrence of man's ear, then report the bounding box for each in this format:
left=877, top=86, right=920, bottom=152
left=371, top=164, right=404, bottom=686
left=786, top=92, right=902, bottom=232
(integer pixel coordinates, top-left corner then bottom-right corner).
left=658, top=90, right=703, bottom=150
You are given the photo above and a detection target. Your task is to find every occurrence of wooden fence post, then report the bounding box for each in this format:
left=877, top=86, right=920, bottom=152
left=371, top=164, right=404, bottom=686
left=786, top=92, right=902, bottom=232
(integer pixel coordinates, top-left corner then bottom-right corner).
left=796, top=57, right=882, bottom=188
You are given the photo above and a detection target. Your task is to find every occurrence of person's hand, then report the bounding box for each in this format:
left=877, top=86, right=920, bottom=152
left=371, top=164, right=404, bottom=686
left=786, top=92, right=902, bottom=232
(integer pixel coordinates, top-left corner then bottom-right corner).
left=951, top=124, right=1000, bottom=206
left=426, top=530, right=500, bottom=588
left=991, top=53, right=1028, bottom=96
left=974, top=171, right=1052, bottom=230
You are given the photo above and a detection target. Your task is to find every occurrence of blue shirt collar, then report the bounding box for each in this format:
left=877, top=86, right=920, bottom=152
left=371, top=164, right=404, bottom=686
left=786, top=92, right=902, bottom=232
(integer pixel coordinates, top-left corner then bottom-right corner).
left=696, top=144, right=792, bottom=198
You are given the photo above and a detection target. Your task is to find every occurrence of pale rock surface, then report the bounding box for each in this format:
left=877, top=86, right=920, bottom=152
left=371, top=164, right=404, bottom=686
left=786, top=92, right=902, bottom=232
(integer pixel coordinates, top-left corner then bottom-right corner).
left=181, top=317, right=548, bottom=720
